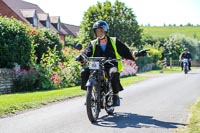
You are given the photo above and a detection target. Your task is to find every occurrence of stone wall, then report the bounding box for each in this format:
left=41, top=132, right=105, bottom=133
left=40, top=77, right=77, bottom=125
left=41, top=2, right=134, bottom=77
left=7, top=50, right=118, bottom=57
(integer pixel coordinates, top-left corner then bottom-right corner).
left=192, top=61, right=200, bottom=67
left=0, top=68, right=14, bottom=94
left=138, top=63, right=155, bottom=72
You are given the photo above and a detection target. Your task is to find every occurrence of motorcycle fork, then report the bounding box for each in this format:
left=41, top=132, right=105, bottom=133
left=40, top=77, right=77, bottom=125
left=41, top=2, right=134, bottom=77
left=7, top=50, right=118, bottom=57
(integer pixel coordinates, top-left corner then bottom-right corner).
left=96, top=74, right=102, bottom=112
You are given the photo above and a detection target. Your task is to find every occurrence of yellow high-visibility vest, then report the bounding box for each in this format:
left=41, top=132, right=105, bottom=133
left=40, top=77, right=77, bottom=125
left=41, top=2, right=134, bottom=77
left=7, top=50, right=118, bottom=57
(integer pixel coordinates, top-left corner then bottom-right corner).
left=91, top=37, right=123, bottom=72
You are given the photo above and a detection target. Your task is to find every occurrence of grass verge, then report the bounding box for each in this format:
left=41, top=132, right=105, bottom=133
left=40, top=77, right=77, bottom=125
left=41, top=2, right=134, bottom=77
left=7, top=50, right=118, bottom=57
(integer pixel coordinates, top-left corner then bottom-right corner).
left=175, top=99, right=200, bottom=133
left=0, top=86, right=85, bottom=117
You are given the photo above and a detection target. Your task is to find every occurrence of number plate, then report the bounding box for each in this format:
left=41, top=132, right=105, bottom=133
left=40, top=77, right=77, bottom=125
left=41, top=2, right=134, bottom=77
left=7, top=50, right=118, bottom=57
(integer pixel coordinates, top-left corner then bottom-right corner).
left=88, top=61, right=99, bottom=69
left=183, top=59, right=187, bottom=61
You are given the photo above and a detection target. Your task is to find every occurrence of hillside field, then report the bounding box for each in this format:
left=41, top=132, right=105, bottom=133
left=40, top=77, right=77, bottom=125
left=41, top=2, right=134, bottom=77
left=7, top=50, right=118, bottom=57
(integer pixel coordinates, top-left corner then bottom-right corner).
left=141, top=26, right=200, bottom=40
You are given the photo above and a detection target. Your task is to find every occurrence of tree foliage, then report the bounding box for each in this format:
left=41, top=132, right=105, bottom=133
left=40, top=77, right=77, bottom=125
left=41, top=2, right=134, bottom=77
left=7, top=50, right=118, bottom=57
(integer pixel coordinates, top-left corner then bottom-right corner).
left=65, top=35, right=77, bottom=48
left=78, top=0, right=143, bottom=48
left=163, top=34, right=198, bottom=60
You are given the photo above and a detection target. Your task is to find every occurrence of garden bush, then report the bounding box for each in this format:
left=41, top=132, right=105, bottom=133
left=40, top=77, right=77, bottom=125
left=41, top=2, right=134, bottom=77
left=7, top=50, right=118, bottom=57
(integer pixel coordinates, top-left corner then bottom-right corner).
left=0, top=16, right=32, bottom=68
left=30, top=28, right=63, bottom=64
left=136, top=45, right=163, bottom=72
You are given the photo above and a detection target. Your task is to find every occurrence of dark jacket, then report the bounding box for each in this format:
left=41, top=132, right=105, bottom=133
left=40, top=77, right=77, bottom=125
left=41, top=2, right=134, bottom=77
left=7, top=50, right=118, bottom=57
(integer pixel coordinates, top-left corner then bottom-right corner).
left=83, top=36, right=134, bottom=61
left=180, top=52, right=192, bottom=60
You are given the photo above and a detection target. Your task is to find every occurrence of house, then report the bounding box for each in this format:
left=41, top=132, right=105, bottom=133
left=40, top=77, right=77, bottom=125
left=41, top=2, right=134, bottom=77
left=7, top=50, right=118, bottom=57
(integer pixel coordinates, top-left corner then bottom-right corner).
left=0, top=0, right=81, bottom=41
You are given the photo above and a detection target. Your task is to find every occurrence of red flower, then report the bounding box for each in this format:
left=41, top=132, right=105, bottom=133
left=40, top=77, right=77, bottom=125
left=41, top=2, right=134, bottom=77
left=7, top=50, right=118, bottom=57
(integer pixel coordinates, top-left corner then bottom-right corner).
left=29, top=29, right=36, bottom=35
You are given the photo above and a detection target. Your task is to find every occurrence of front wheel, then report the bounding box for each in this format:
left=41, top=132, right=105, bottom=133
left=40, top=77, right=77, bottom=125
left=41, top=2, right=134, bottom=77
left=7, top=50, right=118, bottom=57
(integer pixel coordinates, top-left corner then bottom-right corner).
left=86, top=85, right=100, bottom=123
left=105, top=95, right=114, bottom=115
left=184, top=64, right=188, bottom=74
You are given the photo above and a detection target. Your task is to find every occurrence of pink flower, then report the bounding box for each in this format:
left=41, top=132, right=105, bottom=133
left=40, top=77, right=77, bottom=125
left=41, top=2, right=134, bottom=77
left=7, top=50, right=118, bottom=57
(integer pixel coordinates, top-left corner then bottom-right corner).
left=51, top=72, right=59, bottom=80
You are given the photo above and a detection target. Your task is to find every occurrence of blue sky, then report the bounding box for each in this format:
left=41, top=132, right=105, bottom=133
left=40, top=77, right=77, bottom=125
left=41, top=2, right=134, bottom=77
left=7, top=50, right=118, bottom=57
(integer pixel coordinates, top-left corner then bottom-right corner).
left=24, top=0, right=200, bottom=26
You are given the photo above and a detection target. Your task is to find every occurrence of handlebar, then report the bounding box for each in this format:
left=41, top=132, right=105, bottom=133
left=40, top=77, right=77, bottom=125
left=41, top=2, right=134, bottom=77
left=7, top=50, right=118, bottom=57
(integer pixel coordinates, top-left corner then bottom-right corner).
left=102, top=58, right=121, bottom=66
left=134, top=49, right=150, bottom=57
left=143, top=49, right=150, bottom=52
left=75, top=54, right=121, bottom=67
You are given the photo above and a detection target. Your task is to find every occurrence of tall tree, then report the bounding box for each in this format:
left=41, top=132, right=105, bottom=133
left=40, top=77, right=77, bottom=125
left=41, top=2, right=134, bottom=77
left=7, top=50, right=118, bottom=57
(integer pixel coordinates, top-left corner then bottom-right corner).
left=78, top=0, right=143, bottom=48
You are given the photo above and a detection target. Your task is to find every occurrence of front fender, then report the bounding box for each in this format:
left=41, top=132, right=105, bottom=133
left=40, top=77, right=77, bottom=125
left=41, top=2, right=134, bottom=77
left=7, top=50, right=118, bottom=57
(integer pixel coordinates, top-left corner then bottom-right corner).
left=86, top=78, right=95, bottom=87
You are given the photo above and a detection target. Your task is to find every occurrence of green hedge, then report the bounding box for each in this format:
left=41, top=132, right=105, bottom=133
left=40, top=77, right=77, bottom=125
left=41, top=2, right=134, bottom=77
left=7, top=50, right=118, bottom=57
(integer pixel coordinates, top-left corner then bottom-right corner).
left=31, top=28, right=63, bottom=63
left=0, top=16, right=32, bottom=68
left=136, top=46, right=163, bottom=72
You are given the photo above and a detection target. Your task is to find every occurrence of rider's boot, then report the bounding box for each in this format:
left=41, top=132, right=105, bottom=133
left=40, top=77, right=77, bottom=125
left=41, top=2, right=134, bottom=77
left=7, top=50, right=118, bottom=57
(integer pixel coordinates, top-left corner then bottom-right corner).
left=112, top=94, right=120, bottom=106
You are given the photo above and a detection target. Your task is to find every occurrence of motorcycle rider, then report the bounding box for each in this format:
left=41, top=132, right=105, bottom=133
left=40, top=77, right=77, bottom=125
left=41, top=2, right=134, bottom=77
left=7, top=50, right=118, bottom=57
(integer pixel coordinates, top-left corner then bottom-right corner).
left=76, top=20, right=147, bottom=106
left=179, top=48, right=192, bottom=70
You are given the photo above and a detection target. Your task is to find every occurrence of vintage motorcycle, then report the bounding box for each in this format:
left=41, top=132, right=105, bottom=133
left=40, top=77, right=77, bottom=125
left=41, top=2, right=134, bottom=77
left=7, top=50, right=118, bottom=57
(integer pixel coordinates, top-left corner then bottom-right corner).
left=75, top=44, right=120, bottom=123
left=182, top=58, right=189, bottom=74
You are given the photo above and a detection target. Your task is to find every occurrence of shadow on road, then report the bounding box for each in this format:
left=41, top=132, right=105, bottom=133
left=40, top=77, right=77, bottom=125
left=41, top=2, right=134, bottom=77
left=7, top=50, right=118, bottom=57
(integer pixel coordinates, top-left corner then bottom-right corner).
left=94, top=112, right=186, bottom=129
left=186, top=72, right=199, bottom=75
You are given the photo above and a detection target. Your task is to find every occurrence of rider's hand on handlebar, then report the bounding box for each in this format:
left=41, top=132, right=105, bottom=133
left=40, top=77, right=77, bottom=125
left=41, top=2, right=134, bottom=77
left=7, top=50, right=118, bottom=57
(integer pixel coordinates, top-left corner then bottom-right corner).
left=135, top=49, right=149, bottom=57
left=75, top=54, right=85, bottom=64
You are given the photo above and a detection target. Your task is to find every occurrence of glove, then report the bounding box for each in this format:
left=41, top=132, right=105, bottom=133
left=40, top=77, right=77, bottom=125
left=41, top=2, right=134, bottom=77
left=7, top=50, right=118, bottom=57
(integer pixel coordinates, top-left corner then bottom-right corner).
left=75, top=54, right=84, bottom=62
left=135, top=50, right=148, bottom=57
left=75, top=43, right=82, bottom=50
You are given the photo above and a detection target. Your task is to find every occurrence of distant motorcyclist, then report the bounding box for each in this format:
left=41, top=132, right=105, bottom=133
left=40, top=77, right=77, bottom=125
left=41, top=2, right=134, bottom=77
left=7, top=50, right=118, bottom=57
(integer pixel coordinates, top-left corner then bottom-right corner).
left=179, top=48, right=192, bottom=70
left=76, top=20, right=147, bottom=106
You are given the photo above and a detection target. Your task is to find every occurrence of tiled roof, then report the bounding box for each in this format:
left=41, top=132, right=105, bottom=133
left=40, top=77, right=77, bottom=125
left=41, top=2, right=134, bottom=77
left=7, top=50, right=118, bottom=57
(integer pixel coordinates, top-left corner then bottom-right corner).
left=63, top=23, right=80, bottom=37
left=61, top=23, right=74, bottom=37
left=2, top=0, right=46, bottom=28
left=3, top=0, right=44, bottom=19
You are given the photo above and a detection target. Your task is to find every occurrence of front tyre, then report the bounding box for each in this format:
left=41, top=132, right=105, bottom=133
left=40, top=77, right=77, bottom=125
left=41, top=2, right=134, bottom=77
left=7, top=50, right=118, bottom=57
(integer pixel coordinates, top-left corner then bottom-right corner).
left=184, top=63, right=188, bottom=74
left=86, top=85, right=100, bottom=123
left=105, top=95, right=114, bottom=115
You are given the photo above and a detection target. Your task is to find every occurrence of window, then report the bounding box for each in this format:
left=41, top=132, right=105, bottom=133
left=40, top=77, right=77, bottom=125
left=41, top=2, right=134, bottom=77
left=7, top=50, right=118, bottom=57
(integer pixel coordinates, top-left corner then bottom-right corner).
left=57, top=22, right=60, bottom=30
left=33, top=14, right=38, bottom=27
left=46, top=20, right=50, bottom=28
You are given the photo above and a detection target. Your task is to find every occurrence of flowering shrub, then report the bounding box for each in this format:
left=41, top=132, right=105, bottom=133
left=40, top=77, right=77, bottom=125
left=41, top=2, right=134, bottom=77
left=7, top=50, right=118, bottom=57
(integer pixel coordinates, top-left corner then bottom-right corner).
left=61, top=46, right=81, bottom=86
left=31, top=45, right=81, bottom=90
left=33, top=46, right=61, bottom=90
left=13, top=67, right=39, bottom=92
left=120, top=59, right=138, bottom=77
left=30, top=28, right=62, bottom=64
left=1, top=17, right=82, bottom=92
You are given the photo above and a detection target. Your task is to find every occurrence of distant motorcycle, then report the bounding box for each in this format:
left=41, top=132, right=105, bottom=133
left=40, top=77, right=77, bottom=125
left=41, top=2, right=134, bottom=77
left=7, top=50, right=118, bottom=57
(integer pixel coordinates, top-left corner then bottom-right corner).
left=75, top=44, right=120, bottom=123
left=182, top=58, right=189, bottom=74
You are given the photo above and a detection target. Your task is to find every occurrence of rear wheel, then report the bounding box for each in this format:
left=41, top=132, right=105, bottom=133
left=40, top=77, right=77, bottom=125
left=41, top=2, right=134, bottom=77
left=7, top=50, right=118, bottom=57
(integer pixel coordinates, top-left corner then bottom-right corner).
left=86, top=84, right=100, bottom=123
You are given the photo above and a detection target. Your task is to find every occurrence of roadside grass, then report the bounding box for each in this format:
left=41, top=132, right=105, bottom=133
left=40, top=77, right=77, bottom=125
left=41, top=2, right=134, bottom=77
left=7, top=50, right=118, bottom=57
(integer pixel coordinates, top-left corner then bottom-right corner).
left=187, top=99, right=200, bottom=133
left=0, top=86, right=85, bottom=117
left=0, top=75, right=148, bottom=117
left=141, top=66, right=199, bottom=74
left=120, top=75, right=149, bottom=86
left=175, top=99, right=200, bottom=133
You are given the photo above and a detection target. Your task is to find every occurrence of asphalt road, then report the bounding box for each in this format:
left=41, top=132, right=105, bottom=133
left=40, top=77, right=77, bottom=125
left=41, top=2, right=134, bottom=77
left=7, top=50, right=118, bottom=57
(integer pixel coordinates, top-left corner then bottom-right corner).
left=0, top=69, right=200, bottom=133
